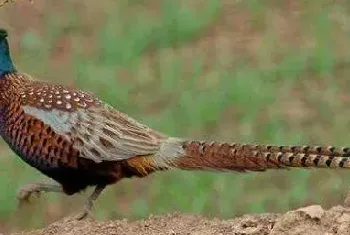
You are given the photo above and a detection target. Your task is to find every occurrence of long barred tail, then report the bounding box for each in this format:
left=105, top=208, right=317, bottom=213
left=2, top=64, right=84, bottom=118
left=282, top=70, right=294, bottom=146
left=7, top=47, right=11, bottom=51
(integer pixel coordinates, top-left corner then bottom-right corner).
left=172, top=140, right=350, bottom=172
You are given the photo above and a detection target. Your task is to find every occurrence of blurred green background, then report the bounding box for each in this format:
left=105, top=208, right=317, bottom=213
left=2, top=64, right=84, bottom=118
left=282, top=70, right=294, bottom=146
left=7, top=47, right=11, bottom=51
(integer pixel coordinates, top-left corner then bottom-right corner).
left=2, top=0, right=350, bottom=232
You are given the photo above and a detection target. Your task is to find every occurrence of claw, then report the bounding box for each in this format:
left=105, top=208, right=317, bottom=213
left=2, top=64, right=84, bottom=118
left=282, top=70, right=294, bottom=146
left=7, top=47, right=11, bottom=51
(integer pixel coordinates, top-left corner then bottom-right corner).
left=0, top=0, right=33, bottom=7
left=16, top=183, right=63, bottom=206
left=74, top=206, right=94, bottom=220
left=0, top=0, right=15, bottom=7
left=17, top=184, right=41, bottom=204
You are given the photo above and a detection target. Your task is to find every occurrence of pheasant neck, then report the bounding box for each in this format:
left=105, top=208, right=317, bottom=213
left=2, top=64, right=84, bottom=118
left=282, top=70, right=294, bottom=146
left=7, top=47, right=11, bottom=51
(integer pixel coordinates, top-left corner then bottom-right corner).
left=0, top=39, right=15, bottom=78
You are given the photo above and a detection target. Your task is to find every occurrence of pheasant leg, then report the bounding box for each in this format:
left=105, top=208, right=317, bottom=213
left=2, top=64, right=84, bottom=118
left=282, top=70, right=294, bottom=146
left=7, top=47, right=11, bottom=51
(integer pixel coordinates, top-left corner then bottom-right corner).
left=74, top=184, right=106, bottom=220
left=17, top=183, right=63, bottom=204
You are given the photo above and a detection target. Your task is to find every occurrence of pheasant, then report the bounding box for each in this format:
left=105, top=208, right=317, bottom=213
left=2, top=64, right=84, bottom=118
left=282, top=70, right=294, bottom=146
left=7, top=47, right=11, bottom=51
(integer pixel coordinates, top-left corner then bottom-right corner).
left=1, top=28, right=350, bottom=220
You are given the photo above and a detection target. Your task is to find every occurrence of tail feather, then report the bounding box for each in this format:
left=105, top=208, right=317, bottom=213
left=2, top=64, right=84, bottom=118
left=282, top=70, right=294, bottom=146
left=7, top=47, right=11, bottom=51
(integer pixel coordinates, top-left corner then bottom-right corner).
left=171, top=140, right=350, bottom=172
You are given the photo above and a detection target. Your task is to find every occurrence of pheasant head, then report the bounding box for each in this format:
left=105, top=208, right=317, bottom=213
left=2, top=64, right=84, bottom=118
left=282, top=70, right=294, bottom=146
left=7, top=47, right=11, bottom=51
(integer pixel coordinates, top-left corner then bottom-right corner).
left=0, top=28, right=15, bottom=77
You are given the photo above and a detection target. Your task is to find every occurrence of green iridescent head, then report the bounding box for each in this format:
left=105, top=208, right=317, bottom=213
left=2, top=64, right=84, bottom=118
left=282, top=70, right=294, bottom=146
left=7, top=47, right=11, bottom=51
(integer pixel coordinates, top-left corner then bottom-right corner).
left=0, top=28, right=15, bottom=77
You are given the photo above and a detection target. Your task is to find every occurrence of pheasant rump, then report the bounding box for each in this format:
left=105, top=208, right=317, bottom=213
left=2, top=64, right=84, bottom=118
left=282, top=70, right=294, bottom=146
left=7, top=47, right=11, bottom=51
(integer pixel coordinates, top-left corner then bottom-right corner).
left=1, top=29, right=350, bottom=220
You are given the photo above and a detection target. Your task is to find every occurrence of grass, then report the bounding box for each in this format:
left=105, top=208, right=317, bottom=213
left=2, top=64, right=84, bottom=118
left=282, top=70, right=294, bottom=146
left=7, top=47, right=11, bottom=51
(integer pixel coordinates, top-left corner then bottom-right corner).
left=2, top=0, right=350, bottom=232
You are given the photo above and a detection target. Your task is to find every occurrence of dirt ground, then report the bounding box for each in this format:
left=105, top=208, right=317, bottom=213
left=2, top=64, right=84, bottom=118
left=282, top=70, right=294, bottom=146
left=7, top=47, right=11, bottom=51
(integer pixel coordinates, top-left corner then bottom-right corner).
left=10, top=204, right=350, bottom=235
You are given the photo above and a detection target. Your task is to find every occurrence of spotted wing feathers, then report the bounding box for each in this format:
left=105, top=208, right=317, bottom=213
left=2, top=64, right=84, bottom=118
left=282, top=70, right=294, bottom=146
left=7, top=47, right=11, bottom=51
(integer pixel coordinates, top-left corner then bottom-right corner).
left=21, top=98, right=171, bottom=163
left=19, top=80, right=102, bottom=111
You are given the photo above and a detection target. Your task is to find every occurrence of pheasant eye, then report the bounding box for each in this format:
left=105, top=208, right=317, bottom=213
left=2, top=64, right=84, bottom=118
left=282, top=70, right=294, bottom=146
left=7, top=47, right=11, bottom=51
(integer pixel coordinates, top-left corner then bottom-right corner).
left=0, top=29, right=8, bottom=38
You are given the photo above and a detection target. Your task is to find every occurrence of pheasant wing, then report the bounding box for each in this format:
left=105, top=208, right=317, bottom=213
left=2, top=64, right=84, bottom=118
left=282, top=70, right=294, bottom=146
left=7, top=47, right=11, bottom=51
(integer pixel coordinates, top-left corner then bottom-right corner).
left=68, top=104, right=166, bottom=162
left=19, top=81, right=166, bottom=163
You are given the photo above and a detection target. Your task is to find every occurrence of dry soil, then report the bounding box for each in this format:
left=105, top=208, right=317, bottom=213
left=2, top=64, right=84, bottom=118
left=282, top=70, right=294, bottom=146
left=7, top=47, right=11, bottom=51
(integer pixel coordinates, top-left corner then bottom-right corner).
left=11, top=204, right=350, bottom=235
